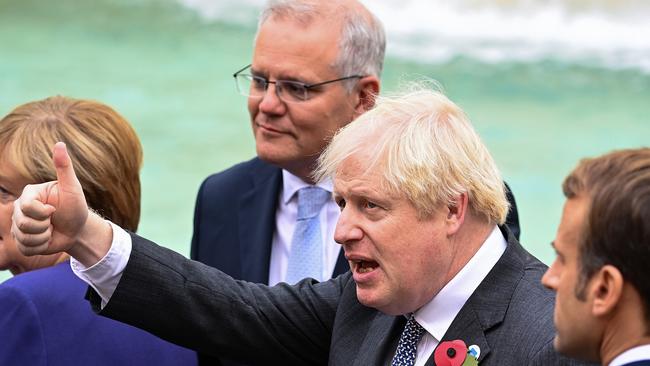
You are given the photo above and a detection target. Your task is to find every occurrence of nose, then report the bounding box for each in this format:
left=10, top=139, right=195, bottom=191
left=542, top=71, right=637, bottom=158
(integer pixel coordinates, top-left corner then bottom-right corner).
left=541, top=263, right=559, bottom=290
left=258, top=82, right=286, bottom=115
left=334, top=208, right=363, bottom=245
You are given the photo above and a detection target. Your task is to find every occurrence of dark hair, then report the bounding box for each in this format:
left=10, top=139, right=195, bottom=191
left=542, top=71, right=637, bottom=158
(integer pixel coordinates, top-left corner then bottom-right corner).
left=563, top=148, right=650, bottom=321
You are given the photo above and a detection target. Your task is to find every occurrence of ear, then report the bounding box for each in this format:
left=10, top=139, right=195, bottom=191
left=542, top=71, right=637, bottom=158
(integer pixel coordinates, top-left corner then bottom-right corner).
left=352, top=76, right=380, bottom=118
left=446, top=193, right=469, bottom=236
left=591, top=265, right=624, bottom=317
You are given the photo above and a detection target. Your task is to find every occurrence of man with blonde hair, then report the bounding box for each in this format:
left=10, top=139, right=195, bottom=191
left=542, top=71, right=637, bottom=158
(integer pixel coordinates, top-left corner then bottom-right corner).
left=12, top=89, right=576, bottom=365
left=192, top=1, right=386, bottom=363
left=543, top=148, right=650, bottom=365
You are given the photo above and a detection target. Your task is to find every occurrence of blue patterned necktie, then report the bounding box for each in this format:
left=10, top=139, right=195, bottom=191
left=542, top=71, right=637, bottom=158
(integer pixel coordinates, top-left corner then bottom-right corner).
left=391, top=315, right=426, bottom=366
left=285, top=186, right=330, bottom=284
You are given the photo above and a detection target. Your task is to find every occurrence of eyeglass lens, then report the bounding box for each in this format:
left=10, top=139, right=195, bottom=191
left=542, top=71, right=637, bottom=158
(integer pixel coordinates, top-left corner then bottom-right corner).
left=235, top=74, right=308, bottom=103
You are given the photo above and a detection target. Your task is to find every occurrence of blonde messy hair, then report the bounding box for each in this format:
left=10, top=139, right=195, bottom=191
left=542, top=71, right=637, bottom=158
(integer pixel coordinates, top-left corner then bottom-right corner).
left=315, top=88, right=509, bottom=224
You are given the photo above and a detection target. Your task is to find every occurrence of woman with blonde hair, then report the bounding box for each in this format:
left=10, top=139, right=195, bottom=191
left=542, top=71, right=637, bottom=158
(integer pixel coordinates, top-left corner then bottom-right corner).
left=0, top=96, right=196, bottom=365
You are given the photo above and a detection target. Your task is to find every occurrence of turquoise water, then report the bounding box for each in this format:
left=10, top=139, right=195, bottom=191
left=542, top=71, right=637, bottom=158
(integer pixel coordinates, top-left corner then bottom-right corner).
left=1, top=0, right=649, bottom=283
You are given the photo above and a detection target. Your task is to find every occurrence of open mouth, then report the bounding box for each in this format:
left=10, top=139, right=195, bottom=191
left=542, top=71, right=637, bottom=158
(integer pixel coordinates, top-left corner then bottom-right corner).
left=353, top=260, right=379, bottom=274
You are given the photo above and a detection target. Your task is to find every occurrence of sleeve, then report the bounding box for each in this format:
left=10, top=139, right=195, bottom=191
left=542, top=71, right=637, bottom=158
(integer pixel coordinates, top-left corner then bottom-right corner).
left=0, top=284, right=46, bottom=366
left=71, top=221, right=132, bottom=307
left=89, top=233, right=346, bottom=365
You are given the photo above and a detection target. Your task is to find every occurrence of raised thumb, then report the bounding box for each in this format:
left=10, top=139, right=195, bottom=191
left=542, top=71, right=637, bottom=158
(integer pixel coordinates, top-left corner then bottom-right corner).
left=52, top=142, right=81, bottom=191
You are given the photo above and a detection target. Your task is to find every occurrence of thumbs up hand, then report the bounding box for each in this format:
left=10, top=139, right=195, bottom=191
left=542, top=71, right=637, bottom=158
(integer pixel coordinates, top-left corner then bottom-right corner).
left=12, top=142, right=112, bottom=266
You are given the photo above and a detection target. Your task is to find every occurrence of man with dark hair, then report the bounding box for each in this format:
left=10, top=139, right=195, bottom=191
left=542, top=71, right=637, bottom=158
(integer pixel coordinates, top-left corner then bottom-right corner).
left=542, top=148, right=650, bottom=366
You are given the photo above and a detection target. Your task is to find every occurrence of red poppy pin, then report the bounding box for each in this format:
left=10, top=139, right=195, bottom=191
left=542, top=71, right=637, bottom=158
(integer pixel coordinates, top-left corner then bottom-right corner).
left=433, top=340, right=480, bottom=366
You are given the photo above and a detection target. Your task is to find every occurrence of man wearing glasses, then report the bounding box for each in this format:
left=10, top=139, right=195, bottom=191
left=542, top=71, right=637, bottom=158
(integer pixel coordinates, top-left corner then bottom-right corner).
left=191, top=1, right=383, bottom=289
left=190, top=2, right=384, bottom=363
left=191, top=1, right=519, bottom=364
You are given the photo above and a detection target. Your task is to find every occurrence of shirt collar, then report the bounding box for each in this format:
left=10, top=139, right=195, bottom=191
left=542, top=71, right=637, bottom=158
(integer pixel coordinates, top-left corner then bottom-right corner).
left=281, top=169, right=333, bottom=204
left=609, top=344, right=650, bottom=366
left=414, top=225, right=507, bottom=342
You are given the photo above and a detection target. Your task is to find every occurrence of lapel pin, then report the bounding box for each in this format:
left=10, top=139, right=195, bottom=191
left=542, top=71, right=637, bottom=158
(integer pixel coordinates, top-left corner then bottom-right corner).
left=468, top=344, right=480, bottom=359
left=434, top=340, right=480, bottom=366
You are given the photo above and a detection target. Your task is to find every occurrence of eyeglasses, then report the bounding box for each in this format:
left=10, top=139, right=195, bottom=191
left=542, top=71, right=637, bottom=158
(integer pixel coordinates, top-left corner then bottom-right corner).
left=233, top=64, right=364, bottom=103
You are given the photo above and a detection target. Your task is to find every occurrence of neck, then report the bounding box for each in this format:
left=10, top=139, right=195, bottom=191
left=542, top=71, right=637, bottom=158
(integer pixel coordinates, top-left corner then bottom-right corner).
left=602, top=338, right=650, bottom=366
left=280, top=158, right=318, bottom=185
left=600, top=287, right=650, bottom=365
left=287, top=166, right=316, bottom=184
left=444, top=216, right=495, bottom=285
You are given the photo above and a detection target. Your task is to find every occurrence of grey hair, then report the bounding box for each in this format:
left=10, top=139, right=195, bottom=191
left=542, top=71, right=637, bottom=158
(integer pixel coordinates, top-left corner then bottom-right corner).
left=257, top=0, right=385, bottom=91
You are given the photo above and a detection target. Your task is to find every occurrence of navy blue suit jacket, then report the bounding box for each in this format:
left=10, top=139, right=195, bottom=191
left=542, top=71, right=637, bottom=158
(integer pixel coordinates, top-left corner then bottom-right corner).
left=0, top=262, right=196, bottom=366
left=190, top=157, right=350, bottom=283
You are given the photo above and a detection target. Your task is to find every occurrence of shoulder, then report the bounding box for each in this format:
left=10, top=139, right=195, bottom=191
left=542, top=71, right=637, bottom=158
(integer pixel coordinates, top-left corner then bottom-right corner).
left=0, top=263, right=82, bottom=301
left=0, top=263, right=87, bottom=325
left=0, top=276, right=40, bottom=313
left=463, top=236, right=564, bottom=362
left=487, top=242, right=568, bottom=361
left=528, top=339, right=596, bottom=365
left=199, top=157, right=279, bottom=193
left=0, top=273, right=50, bottom=365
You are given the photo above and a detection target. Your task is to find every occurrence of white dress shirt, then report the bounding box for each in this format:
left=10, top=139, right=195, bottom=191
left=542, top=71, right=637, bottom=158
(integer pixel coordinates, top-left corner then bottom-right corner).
left=609, top=345, right=650, bottom=366
left=72, top=224, right=507, bottom=364
left=413, top=225, right=507, bottom=366
left=268, top=170, right=342, bottom=285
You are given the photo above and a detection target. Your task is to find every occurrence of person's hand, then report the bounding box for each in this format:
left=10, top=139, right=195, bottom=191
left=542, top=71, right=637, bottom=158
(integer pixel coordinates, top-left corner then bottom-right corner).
left=12, top=142, right=109, bottom=264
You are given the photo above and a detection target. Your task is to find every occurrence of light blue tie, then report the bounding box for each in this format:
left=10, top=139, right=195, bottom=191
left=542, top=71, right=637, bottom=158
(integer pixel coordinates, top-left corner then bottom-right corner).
left=285, top=186, right=330, bottom=284
left=391, top=315, right=426, bottom=366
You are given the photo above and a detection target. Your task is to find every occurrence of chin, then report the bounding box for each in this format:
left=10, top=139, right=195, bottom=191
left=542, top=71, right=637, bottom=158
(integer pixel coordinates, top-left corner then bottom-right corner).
left=256, top=147, right=291, bottom=165
left=356, top=288, right=381, bottom=309
left=554, top=335, right=592, bottom=362
left=356, top=290, right=404, bottom=316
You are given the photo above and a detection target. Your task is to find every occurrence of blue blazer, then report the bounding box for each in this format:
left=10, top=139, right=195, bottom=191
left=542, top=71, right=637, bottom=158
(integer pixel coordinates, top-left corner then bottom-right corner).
left=190, top=157, right=521, bottom=281
left=190, top=157, right=349, bottom=283
left=0, top=262, right=197, bottom=366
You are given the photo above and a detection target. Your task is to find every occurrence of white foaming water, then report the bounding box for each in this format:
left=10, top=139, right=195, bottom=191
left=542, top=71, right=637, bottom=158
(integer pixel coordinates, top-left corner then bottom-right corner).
left=178, top=0, right=650, bottom=73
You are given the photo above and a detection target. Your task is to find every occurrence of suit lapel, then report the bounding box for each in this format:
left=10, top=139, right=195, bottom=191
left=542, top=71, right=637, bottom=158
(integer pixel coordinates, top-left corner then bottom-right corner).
left=426, top=307, right=490, bottom=365
left=353, top=313, right=405, bottom=366
left=238, top=161, right=282, bottom=284
left=426, top=226, right=525, bottom=365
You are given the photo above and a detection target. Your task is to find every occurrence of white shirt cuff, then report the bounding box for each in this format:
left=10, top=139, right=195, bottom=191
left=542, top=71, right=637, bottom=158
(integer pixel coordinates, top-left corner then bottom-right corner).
left=70, top=221, right=132, bottom=308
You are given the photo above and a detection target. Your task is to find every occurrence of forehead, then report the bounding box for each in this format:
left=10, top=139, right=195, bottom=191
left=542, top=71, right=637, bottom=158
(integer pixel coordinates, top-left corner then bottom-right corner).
left=333, top=155, right=392, bottom=196
left=556, top=197, right=590, bottom=251
left=252, top=16, right=340, bottom=79
left=0, top=153, right=31, bottom=191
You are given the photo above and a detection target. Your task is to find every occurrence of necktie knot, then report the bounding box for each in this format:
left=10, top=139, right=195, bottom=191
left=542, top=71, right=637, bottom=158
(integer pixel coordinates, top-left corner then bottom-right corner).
left=296, top=186, right=330, bottom=220
left=391, top=315, right=426, bottom=366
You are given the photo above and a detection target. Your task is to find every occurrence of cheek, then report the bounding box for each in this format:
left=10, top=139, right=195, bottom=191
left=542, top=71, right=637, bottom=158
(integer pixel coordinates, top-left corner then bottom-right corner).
left=248, top=98, right=260, bottom=118
left=0, top=233, right=19, bottom=269
left=0, top=203, right=14, bottom=235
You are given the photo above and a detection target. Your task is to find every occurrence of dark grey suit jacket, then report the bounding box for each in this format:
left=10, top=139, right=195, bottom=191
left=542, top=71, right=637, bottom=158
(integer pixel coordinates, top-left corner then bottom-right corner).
left=88, top=227, right=592, bottom=365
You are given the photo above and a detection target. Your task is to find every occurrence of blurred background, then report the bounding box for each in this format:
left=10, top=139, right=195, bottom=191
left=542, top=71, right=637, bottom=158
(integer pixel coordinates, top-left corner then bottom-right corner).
left=1, top=0, right=649, bottom=283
